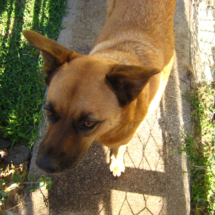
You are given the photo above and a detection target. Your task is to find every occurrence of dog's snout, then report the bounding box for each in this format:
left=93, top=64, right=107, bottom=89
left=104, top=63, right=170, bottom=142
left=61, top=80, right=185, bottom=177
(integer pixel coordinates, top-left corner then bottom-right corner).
left=36, top=156, right=59, bottom=173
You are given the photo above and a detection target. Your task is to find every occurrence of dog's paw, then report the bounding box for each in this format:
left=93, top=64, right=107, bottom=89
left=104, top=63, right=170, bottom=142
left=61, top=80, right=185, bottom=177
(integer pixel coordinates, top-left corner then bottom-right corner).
left=110, top=155, right=125, bottom=177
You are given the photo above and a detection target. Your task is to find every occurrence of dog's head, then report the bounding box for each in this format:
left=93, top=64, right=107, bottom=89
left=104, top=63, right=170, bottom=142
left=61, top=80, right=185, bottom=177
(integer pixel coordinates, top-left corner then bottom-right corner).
left=23, top=30, right=159, bottom=173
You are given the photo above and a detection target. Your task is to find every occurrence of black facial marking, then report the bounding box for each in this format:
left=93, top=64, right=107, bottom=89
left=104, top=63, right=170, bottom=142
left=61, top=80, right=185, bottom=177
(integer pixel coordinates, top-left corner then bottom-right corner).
left=73, top=112, right=104, bottom=133
left=43, top=101, right=59, bottom=122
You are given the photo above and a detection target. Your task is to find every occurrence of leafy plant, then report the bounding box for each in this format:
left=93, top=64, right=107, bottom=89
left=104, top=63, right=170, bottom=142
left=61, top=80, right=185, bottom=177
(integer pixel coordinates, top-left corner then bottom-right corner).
left=0, top=173, right=52, bottom=205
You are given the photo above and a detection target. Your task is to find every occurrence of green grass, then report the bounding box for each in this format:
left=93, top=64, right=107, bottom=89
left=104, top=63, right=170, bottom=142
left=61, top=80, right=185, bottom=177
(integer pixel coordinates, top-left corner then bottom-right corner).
left=0, top=0, right=67, bottom=147
left=183, top=84, right=215, bottom=214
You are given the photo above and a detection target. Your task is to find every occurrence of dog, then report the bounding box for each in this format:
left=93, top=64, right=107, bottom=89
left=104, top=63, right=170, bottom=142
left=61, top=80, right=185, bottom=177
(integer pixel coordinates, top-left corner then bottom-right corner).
left=23, top=0, right=176, bottom=177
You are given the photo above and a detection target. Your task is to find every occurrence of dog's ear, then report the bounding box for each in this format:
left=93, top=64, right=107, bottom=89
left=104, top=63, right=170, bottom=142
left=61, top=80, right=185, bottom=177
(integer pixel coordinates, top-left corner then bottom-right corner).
left=23, top=30, right=80, bottom=85
left=106, top=65, right=160, bottom=106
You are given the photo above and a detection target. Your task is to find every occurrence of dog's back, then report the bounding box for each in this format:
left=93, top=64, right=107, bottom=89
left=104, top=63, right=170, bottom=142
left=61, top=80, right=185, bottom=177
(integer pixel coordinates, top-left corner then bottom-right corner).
left=91, top=0, right=176, bottom=114
left=93, top=0, right=175, bottom=67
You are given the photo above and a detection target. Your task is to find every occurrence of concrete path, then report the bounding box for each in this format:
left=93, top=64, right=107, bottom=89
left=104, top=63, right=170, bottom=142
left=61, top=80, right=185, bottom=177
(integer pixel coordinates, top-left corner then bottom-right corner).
left=22, top=0, right=191, bottom=214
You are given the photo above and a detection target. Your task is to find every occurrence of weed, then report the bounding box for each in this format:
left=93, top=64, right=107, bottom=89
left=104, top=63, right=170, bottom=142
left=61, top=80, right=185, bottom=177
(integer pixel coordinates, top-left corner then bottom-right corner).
left=0, top=173, right=52, bottom=205
left=183, top=84, right=215, bottom=214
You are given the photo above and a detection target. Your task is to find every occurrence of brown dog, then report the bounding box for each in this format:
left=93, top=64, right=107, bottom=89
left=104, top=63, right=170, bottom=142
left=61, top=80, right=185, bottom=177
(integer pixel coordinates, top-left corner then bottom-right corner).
left=23, top=0, right=176, bottom=177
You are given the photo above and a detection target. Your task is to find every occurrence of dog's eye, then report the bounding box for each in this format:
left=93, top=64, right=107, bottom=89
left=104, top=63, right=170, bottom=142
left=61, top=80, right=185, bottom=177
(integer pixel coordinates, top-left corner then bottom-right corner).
left=84, top=121, right=95, bottom=128
left=79, top=121, right=98, bottom=131
left=46, top=109, right=53, bottom=116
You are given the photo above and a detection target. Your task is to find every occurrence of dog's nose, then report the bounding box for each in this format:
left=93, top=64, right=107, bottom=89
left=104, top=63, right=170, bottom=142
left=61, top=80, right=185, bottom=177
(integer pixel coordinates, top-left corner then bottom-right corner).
left=36, top=156, right=59, bottom=173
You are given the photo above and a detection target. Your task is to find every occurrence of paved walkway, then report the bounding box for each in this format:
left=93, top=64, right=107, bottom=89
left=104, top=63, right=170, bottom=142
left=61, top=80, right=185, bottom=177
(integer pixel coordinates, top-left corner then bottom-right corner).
left=22, top=0, right=191, bottom=214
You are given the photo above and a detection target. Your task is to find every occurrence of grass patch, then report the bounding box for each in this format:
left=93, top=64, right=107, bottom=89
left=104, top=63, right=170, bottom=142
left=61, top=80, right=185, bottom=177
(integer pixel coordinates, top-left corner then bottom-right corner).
left=183, top=84, right=215, bottom=214
left=0, top=0, right=67, bottom=147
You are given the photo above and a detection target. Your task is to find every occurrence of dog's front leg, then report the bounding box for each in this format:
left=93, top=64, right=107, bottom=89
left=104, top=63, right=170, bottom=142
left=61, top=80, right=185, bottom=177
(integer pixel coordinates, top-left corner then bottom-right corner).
left=110, top=144, right=127, bottom=177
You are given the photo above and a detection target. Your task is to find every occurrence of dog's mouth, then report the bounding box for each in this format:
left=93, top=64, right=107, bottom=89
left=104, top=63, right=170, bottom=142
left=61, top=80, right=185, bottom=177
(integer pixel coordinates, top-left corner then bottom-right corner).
left=35, top=151, right=85, bottom=174
left=39, top=167, right=74, bottom=175
left=36, top=159, right=80, bottom=174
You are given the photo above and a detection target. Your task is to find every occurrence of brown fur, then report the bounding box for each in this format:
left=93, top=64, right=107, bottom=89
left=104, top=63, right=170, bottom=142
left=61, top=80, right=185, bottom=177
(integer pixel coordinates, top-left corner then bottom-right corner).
left=23, top=0, right=176, bottom=176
